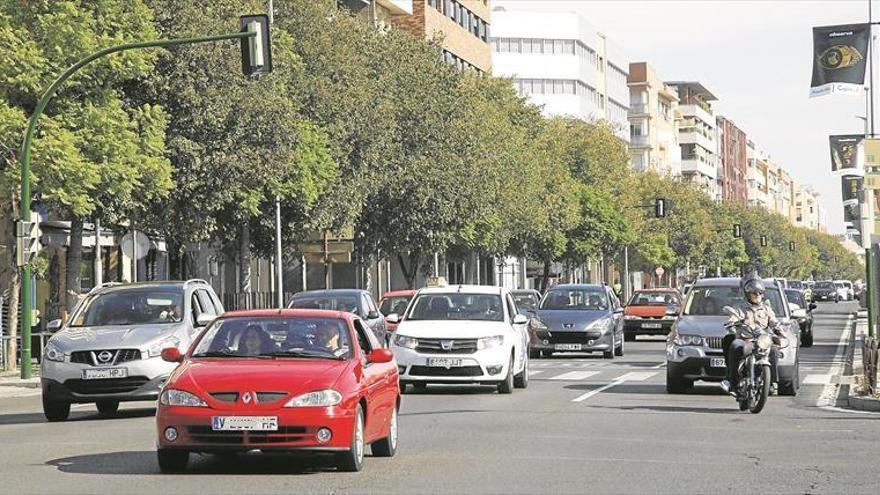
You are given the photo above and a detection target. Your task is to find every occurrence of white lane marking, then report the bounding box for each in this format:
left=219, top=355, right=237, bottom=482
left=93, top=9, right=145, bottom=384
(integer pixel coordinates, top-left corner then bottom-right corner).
left=528, top=370, right=544, bottom=377
left=804, top=374, right=833, bottom=385
left=571, top=372, right=658, bottom=402
left=820, top=405, right=880, bottom=416
left=651, top=362, right=667, bottom=369
left=817, top=314, right=853, bottom=408
left=548, top=371, right=600, bottom=381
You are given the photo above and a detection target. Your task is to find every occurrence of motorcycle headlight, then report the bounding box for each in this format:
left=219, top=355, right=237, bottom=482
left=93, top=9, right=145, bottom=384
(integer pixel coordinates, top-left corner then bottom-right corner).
left=673, top=334, right=703, bottom=346
left=393, top=334, right=418, bottom=350
left=149, top=336, right=182, bottom=358
left=285, top=389, right=343, bottom=408
left=43, top=342, right=65, bottom=363
left=159, top=389, right=207, bottom=407
left=477, top=335, right=504, bottom=350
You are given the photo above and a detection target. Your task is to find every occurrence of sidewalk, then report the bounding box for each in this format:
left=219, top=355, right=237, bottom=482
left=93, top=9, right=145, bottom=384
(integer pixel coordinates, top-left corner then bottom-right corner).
left=848, top=311, right=880, bottom=412
left=0, top=369, right=40, bottom=389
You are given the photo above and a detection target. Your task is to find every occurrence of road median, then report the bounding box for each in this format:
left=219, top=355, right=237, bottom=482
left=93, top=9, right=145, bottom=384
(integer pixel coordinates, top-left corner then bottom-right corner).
left=847, top=312, right=880, bottom=412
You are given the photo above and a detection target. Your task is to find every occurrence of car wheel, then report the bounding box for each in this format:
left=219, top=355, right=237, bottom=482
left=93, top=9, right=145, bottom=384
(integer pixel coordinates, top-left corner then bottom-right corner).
left=801, top=328, right=814, bottom=348
left=514, top=353, right=529, bottom=389
left=603, top=334, right=615, bottom=359
left=665, top=367, right=692, bottom=394
left=96, top=400, right=119, bottom=415
left=497, top=356, right=515, bottom=394
left=779, top=360, right=800, bottom=397
left=624, top=332, right=636, bottom=342
left=529, top=348, right=540, bottom=359
left=42, top=391, right=70, bottom=422
left=540, top=350, right=553, bottom=358
left=371, top=405, right=398, bottom=457
left=157, top=449, right=189, bottom=472
left=336, top=405, right=365, bottom=472
left=615, top=335, right=625, bottom=357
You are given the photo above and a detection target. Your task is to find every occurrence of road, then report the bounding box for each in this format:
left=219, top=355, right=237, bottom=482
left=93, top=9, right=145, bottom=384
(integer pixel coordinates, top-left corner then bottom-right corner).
left=0, top=302, right=877, bottom=494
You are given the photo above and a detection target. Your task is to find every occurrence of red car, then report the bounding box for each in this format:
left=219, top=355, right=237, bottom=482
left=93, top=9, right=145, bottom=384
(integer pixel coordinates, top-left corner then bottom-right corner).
left=155, top=309, right=400, bottom=473
left=378, top=290, right=416, bottom=332
left=623, top=289, right=682, bottom=341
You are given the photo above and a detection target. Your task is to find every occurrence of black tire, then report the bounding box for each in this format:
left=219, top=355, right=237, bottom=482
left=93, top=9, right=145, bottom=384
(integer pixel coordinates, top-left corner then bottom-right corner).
left=529, top=348, right=540, bottom=359
left=336, top=405, right=365, bottom=472
left=371, top=406, right=398, bottom=457
left=615, top=335, right=625, bottom=357
left=801, top=329, right=813, bottom=348
left=157, top=449, right=189, bottom=472
left=540, top=350, right=553, bottom=358
left=779, top=360, right=800, bottom=397
left=665, top=367, right=692, bottom=394
left=738, top=399, right=749, bottom=411
left=497, top=356, right=515, bottom=394
left=749, top=365, right=771, bottom=414
left=42, top=392, right=70, bottom=422
left=624, top=332, right=636, bottom=342
left=514, top=354, right=529, bottom=389
left=96, top=400, right=119, bottom=415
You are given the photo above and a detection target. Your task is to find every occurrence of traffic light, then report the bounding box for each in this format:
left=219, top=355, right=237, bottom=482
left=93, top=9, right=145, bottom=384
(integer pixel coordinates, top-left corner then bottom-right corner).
left=732, top=224, right=742, bottom=238
left=789, top=241, right=795, bottom=252
left=240, top=15, right=272, bottom=76
left=760, top=235, right=768, bottom=247
left=15, top=213, right=41, bottom=266
left=654, top=198, right=668, bottom=218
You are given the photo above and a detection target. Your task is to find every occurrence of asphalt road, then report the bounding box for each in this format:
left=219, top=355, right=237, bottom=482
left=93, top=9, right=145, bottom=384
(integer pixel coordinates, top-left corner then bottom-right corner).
left=0, top=301, right=876, bottom=494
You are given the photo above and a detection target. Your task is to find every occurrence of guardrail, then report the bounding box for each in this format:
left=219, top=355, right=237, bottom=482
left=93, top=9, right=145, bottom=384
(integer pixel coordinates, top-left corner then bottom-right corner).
left=0, top=332, right=52, bottom=368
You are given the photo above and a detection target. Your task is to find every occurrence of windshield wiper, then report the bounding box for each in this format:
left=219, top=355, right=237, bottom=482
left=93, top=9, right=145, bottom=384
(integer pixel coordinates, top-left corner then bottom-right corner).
left=193, top=350, right=237, bottom=358
left=266, top=350, right=344, bottom=360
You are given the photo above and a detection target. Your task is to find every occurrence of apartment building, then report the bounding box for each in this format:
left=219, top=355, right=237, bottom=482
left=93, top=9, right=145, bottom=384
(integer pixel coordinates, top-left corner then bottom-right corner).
left=627, top=62, right=682, bottom=176
left=795, top=186, right=824, bottom=232
left=667, top=81, right=719, bottom=199
left=717, top=116, right=748, bottom=204
left=490, top=4, right=631, bottom=141
left=746, top=141, right=771, bottom=209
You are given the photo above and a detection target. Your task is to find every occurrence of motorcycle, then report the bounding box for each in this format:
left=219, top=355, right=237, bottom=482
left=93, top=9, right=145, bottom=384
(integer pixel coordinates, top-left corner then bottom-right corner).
left=722, top=306, right=789, bottom=414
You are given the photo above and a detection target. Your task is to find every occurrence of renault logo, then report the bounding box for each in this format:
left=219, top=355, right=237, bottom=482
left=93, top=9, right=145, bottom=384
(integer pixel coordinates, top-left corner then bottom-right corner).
left=242, top=392, right=253, bottom=404
left=563, top=323, right=574, bottom=329
left=97, top=351, right=113, bottom=364
left=440, top=340, right=454, bottom=351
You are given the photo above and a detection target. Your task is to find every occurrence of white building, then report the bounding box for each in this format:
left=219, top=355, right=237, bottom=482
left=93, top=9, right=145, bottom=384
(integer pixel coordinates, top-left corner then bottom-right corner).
left=667, top=81, right=720, bottom=200
left=489, top=5, right=630, bottom=142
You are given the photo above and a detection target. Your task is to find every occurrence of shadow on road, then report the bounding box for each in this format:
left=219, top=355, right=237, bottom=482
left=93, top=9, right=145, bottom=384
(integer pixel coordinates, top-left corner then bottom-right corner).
left=403, top=385, right=499, bottom=395
left=0, top=407, right=154, bottom=426
left=562, top=383, right=728, bottom=396
left=589, top=404, right=740, bottom=415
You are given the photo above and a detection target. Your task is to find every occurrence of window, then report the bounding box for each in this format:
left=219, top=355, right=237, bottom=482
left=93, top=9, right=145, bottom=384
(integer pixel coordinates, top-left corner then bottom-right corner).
left=505, top=295, right=517, bottom=321
left=196, top=289, right=217, bottom=315
left=190, top=293, right=202, bottom=323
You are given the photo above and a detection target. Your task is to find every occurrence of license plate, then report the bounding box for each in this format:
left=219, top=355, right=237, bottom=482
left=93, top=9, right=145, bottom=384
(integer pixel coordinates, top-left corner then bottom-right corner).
left=212, top=416, right=278, bottom=431
left=555, top=344, right=582, bottom=351
left=641, top=323, right=662, bottom=329
left=82, top=368, right=128, bottom=380
left=710, top=358, right=726, bottom=368
left=427, top=358, right=463, bottom=368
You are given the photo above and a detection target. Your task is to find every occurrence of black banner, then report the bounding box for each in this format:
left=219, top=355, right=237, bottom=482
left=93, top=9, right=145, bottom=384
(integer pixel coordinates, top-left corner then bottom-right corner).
left=841, top=175, right=862, bottom=206
left=844, top=202, right=861, bottom=223
left=830, top=135, right=864, bottom=173
left=811, top=23, right=870, bottom=97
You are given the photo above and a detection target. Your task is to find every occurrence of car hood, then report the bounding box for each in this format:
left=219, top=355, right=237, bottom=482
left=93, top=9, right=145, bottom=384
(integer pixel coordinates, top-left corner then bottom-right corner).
left=535, top=310, right=609, bottom=331
left=673, top=316, right=729, bottom=337
left=169, top=359, right=351, bottom=408
left=395, top=320, right=510, bottom=338
left=49, top=324, right=184, bottom=351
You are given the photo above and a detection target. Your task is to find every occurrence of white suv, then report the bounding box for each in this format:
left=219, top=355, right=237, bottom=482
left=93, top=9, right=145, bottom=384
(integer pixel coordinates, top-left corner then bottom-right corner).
left=388, top=285, right=530, bottom=394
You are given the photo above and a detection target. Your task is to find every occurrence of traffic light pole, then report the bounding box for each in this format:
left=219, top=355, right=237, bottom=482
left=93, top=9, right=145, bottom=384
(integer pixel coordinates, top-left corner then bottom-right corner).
left=16, top=31, right=256, bottom=379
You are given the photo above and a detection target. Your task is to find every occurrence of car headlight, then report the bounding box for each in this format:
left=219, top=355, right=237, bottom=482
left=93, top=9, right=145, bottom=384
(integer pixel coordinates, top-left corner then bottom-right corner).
left=159, top=389, right=207, bottom=407
left=285, top=389, right=343, bottom=408
left=393, top=334, right=418, bottom=349
left=586, top=318, right=611, bottom=332
left=623, top=315, right=639, bottom=320
left=148, top=336, right=182, bottom=357
left=529, top=317, right=548, bottom=330
left=673, top=334, right=704, bottom=346
left=665, top=306, right=679, bottom=316
left=477, top=335, right=504, bottom=350
left=43, top=342, right=65, bottom=362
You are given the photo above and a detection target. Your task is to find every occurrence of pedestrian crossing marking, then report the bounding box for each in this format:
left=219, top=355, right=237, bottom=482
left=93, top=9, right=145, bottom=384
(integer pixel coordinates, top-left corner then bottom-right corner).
left=612, top=372, right=657, bottom=382
left=548, top=371, right=600, bottom=381
left=804, top=374, right=832, bottom=385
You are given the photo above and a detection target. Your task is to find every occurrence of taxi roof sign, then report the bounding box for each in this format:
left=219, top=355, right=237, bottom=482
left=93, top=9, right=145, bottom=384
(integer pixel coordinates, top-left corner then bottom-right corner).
left=425, top=277, right=448, bottom=288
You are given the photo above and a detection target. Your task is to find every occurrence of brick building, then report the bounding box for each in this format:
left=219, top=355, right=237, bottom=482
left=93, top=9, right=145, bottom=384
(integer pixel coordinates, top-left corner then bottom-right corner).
left=717, top=116, right=748, bottom=204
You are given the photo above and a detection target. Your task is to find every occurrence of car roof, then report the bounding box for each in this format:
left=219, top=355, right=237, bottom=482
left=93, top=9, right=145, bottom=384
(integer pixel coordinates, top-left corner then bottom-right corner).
left=91, top=281, right=192, bottom=295
left=633, top=288, right=679, bottom=293
left=292, top=289, right=366, bottom=297
left=222, top=308, right=355, bottom=321
left=547, top=284, right=606, bottom=290
left=417, top=284, right=506, bottom=295
left=381, top=290, right=416, bottom=298
left=511, top=289, right=541, bottom=295
left=692, top=277, right=782, bottom=289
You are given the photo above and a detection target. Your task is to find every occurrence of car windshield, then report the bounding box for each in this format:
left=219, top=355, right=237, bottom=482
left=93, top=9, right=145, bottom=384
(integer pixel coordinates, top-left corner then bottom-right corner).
left=379, top=296, right=412, bottom=316
left=540, top=288, right=608, bottom=311
left=628, top=291, right=680, bottom=306
left=406, top=293, right=504, bottom=321
left=69, top=289, right=183, bottom=327
left=512, top=293, right=540, bottom=312
left=785, top=289, right=805, bottom=306
left=815, top=282, right=835, bottom=289
left=835, top=283, right=845, bottom=288
left=789, top=281, right=803, bottom=289
left=683, top=285, right=785, bottom=316
left=192, top=317, right=352, bottom=359
left=289, top=295, right=360, bottom=314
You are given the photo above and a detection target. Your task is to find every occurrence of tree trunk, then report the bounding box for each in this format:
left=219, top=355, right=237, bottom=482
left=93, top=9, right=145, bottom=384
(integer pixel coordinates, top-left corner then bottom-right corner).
left=239, top=223, right=252, bottom=309
left=64, top=216, right=84, bottom=316
left=398, top=252, right=422, bottom=289
left=541, top=259, right=551, bottom=292
left=3, top=198, right=20, bottom=371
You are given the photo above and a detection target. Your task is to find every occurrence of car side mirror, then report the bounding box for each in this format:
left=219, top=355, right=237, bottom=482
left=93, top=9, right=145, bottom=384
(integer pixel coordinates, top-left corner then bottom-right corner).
left=792, top=308, right=807, bottom=319
left=385, top=313, right=401, bottom=324
left=367, top=348, right=394, bottom=364
left=809, top=303, right=817, bottom=310
left=47, top=319, right=62, bottom=332
left=789, top=303, right=801, bottom=312
left=367, top=310, right=380, bottom=320
left=512, top=314, right=529, bottom=325
left=195, top=313, right=216, bottom=327
left=161, top=347, right=183, bottom=363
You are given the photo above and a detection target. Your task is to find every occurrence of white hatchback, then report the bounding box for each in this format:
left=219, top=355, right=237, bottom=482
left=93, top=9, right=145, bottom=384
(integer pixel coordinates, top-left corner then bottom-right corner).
left=388, top=285, right=530, bottom=394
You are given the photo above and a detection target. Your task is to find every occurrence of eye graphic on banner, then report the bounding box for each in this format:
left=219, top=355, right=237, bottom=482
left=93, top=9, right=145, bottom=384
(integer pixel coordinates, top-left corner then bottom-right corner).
left=843, top=202, right=860, bottom=223
left=818, top=45, right=864, bottom=70
left=830, top=134, right=865, bottom=175
left=810, top=23, right=871, bottom=97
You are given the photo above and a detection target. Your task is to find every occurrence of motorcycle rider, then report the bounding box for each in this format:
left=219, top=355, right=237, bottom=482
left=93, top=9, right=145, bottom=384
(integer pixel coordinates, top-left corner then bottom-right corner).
left=720, top=274, right=783, bottom=396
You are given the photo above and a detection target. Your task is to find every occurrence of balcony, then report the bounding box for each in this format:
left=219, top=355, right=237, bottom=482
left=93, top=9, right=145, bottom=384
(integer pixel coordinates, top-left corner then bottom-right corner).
left=629, top=103, right=649, bottom=115
left=630, top=135, right=650, bottom=147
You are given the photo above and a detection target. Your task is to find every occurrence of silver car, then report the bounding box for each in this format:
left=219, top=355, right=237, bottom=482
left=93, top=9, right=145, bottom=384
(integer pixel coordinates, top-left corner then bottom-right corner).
left=40, top=280, right=223, bottom=421
left=530, top=284, right=625, bottom=359
left=665, top=278, right=799, bottom=396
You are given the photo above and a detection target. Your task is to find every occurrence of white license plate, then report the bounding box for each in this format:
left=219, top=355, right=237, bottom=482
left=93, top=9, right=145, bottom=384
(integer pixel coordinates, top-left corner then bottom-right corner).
left=427, top=358, right=463, bottom=368
left=82, top=368, right=128, bottom=380
left=212, top=416, right=278, bottom=431
left=710, top=358, right=726, bottom=368
left=555, top=344, right=582, bottom=351
left=641, top=323, right=662, bottom=329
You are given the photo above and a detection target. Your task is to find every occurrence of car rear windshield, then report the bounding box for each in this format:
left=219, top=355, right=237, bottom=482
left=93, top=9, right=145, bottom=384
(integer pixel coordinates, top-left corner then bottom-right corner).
left=407, top=293, right=504, bottom=322
left=628, top=291, right=680, bottom=306
left=815, top=282, right=835, bottom=289
left=379, top=296, right=412, bottom=316
left=512, top=294, right=539, bottom=312
left=289, top=295, right=359, bottom=314
left=789, top=281, right=803, bottom=289
left=683, top=285, right=785, bottom=316
left=192, top=317, right=352, bottom=359
left=540, top=288, right=608, bottom=311
left=785, top=289, right=805, bottom=306
left=69, top=290, right=183, bottom=327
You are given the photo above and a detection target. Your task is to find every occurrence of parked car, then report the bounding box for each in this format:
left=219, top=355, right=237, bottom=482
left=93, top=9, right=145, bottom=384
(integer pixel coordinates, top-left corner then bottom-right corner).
left=40, top=280, right=224, bottom=422
left=834, top=280, right=854, bottom=301
left=622, top=288, right=682, bottom=341
left=389, top=284, right=530, bottom=393
left=511, top=289, right=542, bottom=314
left=378, top=290, right=416, bottom=333
left=665, top=278, right=799, bottom=396
left=289, top=289, right=387, bottom=346
left=785, top=288, right=815, bottom=347
left=155, top=309, right=399, bottom=472
left=529, top=284, right=625, bottom=359
left=812, top=281, right=840, bottom=302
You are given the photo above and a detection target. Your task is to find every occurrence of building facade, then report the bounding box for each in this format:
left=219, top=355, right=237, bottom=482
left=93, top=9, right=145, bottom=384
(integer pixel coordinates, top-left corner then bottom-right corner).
left=746, top=141, right=771, bottom=209
left=667, top=81, right=719, bottom=199
left=627, top=62, right=681, bottom=176
left=795, top=186, right=824, bottom=232
left=490, top=4, right=630, bottom=141
left=717, top=116, right=748, bottom=204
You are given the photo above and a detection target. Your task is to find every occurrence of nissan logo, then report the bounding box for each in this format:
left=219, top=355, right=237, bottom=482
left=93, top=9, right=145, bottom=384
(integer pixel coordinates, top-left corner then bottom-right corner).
left=97, top=351, right=113, bottom=363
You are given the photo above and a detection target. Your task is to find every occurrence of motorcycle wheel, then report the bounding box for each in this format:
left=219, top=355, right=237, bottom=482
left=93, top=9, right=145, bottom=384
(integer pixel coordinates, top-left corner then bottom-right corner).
left=749, top=365, right=771, bottom=414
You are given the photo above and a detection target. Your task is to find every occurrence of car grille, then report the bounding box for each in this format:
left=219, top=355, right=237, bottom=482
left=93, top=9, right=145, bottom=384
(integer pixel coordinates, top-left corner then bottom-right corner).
left=209, top=392, right=239, bottom=403
left=70, top=349, right=141, bottom=366
left=705, top=337, right=724, bottom=349
left=256, top=392, right=288, bottom=403
left=415, top=338, right=478, bottom=354
left=187, top=426, right=309, bottom=445
left=63, top=376, right=151, bottom=395
left=544, top=332, right=602, bottom=344
left=408, top=365, right=483, bottom=377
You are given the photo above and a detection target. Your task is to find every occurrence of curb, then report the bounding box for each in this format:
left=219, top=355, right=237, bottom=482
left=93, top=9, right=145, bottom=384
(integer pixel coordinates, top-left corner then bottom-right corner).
left=847, top=314, right=880, bottom=411
left=0, top=380, right=40, bottom=389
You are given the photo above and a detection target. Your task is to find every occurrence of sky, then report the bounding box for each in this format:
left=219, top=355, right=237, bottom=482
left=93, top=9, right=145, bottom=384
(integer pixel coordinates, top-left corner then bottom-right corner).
left=494, top=0, right=876, bottom=234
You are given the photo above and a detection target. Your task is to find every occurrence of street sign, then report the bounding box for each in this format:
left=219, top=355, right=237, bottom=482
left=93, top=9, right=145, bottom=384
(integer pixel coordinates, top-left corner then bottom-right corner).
left=732, top=224, right=742, bottom=238
left=297, top=241, right=355, bottom=254
left=306, top=227, right=355, bottom=242
left=865, top=138, right=880, bottom=167
left=655, top=266, right=665, bottom=277
left=240, top=15, right=272, bottom=76
left=304, top=252, right=352, bottom=264
left=654, top=198, right=668, bottom=218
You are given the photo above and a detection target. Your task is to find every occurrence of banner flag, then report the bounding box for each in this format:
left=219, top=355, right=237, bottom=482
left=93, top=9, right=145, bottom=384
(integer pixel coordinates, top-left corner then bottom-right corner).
left=811, top=23, right=870, bottom=97
left=830, top=134, right=865, bottom=175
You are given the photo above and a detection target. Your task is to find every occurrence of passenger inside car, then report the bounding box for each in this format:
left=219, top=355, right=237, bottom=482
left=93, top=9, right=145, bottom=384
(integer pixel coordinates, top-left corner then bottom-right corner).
left=239, top=325, right=275, bottom=356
